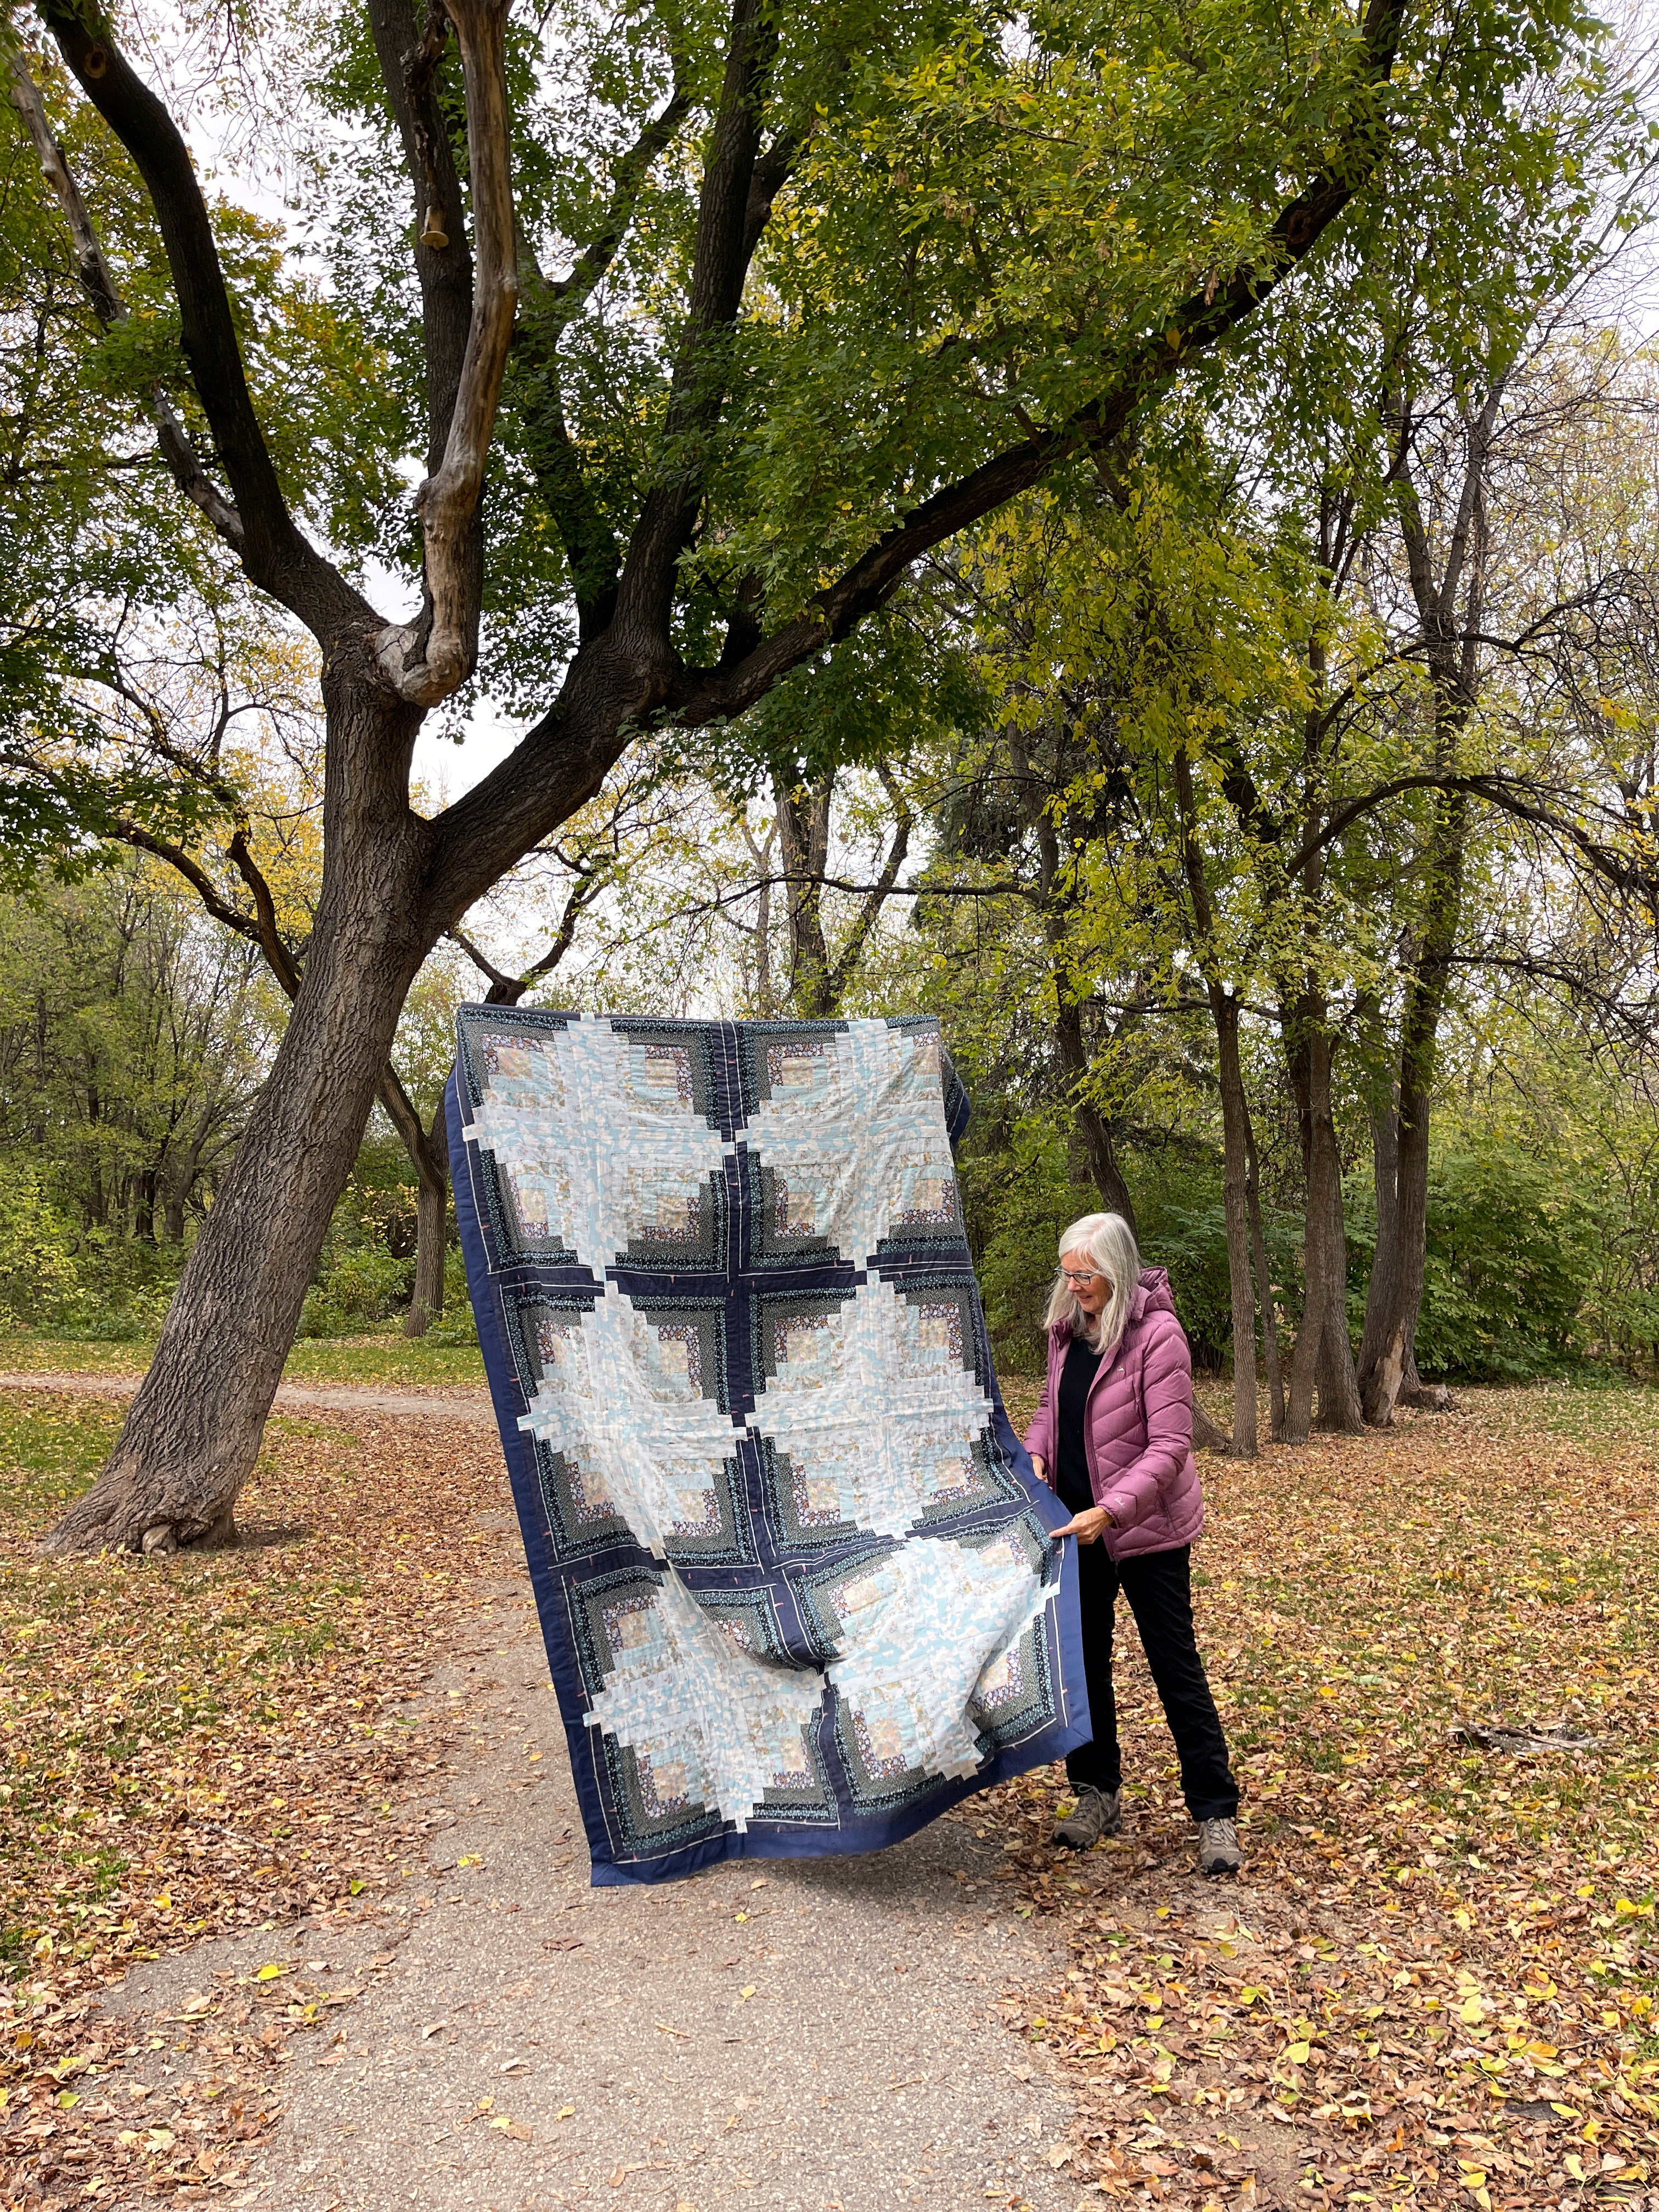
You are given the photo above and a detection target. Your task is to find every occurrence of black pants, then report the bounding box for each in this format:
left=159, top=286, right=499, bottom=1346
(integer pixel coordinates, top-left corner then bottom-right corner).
left=1065, top=1541, right=1239, bottom=1821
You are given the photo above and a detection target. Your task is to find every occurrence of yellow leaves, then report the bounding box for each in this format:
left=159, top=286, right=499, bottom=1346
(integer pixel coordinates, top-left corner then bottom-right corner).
left=254, top=1962, right=287, bottom=1982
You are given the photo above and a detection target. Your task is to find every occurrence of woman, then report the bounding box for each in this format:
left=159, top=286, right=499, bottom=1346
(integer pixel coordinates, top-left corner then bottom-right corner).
left=1025, top=1211, right=1242, bottom=1876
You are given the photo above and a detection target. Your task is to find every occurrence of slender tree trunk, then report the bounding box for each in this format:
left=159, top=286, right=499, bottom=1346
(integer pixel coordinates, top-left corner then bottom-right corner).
left=397, top=1097, right=451, bottom=1340
left=376, top=1064, right=451, bottom=1338
left=774, top=770, right=835, bottom=1016
left=1210, top=985, right=1258, bottom=1456
left=1243, top=1109, right=1285, bottom=1440
left=43, top=684, right=432, bottom=1555
left=1356, top=790, right=1468, bottom=1423
left=1052, top=976, right=1137, bottom=1234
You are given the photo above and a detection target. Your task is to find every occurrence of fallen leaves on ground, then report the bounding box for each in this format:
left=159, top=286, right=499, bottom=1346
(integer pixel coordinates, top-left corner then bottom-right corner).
left=0, top=1389, right=511, bottom=2207
left=980, top=1380, right=1659, bottom=2211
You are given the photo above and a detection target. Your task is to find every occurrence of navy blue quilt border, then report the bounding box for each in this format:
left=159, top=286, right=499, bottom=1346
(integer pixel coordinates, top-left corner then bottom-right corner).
left=444, top=1029, right=1090, bottom=1888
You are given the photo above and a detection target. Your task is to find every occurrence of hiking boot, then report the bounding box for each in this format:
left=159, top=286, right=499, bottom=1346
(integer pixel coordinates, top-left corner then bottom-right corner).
left=1197, top=1816, right=1242, bottom=1877
left=1053, top=1785, right=1121, bottom=1850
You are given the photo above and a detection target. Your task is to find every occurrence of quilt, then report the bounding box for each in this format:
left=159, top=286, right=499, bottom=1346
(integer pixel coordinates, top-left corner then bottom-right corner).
left=447, top=1009, right=1089, bottom=1884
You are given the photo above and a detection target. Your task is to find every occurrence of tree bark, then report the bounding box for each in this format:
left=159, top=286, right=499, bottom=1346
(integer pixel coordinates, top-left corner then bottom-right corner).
left=377, top=1070, right=449, bottom=1339
left=1210, top=987, right=1259, bottom=1456
left=1243, top=1105, right=1286, bottom=1439
left=42, top=675, right=432, bottom=1554
left=774, top=770, right=835, bottom=1015
left=1283, top=1005, right=1363, bottom=1441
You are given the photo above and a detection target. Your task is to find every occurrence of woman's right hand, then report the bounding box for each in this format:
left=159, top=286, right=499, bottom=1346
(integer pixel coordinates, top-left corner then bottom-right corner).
left=1030, top=1453, right=1047, bottom=1486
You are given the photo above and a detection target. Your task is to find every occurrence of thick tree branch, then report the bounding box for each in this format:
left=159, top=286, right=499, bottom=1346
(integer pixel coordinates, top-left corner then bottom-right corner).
left=226, top=828, right=302, bottom=998
left=513, top=68, right=695, bottom=639
left=5, top=42, right=243, bottom=548
left=377, top=1060, right=445, bottom=1184
left=364, top=0, right=475, bottom=478
left=614, top=0, right=780, bottom=637
left=35, top=3, right=370, bottom=642
left=376, top=0, right=518, bottom=705
left=429, top=0, right=1409, bottom=918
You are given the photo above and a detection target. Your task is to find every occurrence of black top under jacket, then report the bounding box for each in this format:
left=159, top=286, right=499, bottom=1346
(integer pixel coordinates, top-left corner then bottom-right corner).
left=1055, top=1332, right=1104, bottom=1512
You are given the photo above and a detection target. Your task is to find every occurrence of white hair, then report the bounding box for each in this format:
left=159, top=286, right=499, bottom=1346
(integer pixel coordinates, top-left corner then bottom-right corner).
left=1043, top=1211, right=1142, bottom=1353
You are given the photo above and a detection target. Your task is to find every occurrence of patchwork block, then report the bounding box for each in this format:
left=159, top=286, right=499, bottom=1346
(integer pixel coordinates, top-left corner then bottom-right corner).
left=450, top=1010, right=1088, bottom=1883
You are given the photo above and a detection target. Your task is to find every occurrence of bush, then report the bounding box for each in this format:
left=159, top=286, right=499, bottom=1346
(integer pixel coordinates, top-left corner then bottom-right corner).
left=298, top=1242, right=415, bottom=1338
left=0, top=1163, right=78, bottom=1328
left=1345, top=1137, right=1596, bottom=1382
left=427, top=1249, right=479, bottom=1347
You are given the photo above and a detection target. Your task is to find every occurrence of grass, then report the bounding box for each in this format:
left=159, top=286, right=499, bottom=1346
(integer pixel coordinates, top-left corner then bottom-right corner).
left=0, top=1329, right=487, bottom=1387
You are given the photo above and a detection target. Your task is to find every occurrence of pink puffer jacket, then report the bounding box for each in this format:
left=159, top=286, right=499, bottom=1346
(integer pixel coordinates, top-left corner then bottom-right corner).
left=1023, top=1267, right=1204, bottom=1561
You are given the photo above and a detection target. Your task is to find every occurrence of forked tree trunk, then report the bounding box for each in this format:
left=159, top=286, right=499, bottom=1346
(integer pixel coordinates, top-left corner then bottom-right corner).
left=43, top=686, right=433, bottom=1554
left=377, top=1074, right=449, bottom=1339
left=1244, top=1109, right=1285, bottom=1439
left=1283, top=1009, right=1364, bottom=1441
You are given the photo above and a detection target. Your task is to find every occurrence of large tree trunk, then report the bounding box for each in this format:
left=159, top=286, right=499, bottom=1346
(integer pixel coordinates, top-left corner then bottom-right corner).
left=43, top=684, right=432, bottom=1555
left=1210, top=985, right=1257, bottom=1457
left=1283, top=1006, right=1363, bottom=1441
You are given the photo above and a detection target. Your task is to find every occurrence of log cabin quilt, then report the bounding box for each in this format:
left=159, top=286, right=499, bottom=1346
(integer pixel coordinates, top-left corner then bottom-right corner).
left=447, top=1009, right=1088, bottom=1884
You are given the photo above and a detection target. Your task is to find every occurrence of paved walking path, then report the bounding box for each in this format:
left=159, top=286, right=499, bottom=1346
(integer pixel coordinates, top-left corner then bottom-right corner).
left=114, top=1578, right=1081, bottom=2212
left=0, top=1371, right=499, bottom=1424
left=4, top=1373, right=1085, bottom=2209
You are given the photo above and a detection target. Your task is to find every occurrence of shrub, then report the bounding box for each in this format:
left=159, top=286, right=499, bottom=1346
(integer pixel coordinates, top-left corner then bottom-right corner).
left=1346, top=1137, right=1596, bottom=1382
left=0, top=1163, right=78, bottom=1328
left=298, top=1242, right=415, bottom=1338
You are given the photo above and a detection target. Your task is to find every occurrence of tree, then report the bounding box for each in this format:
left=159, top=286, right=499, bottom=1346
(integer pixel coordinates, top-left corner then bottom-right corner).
left=9, top=0, right=1548, bottom=1551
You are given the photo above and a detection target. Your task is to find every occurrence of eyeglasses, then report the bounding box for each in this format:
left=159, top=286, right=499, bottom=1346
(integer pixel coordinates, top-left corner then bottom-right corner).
left=1060, top=1268, right=1105, bottom=1286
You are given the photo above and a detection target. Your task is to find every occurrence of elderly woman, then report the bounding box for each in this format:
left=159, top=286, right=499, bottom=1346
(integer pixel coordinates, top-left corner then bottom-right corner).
left=1025, top=1211, right=1241, bottom=1876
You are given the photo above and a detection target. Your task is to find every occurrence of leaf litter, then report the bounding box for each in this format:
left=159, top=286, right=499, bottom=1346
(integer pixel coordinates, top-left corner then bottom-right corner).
left=973, top=1381, right=1658, bottom=2212
left=4, top=1378, right=1657, bottom=2209
left=0, top=1390, right=513, bottom=2207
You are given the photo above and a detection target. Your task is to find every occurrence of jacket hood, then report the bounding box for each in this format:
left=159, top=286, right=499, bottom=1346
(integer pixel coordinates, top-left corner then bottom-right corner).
left=1049, top=1264, right=1177, bottom=1340
left=1131, top=1266, right=1176, bottom=1321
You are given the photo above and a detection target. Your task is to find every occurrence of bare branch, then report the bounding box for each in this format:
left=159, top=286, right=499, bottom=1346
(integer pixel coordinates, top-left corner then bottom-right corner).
left=5, top=40, right=243, bottom=548
left=35, top=2, right=370, bottom=641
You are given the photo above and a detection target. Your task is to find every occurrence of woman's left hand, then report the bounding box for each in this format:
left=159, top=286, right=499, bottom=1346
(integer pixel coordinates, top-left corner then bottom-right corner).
left=1051, top=1506, right=1113, bottom=1545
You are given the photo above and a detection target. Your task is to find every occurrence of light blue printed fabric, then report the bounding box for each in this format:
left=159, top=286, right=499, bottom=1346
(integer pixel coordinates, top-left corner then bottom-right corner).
left=448, top=1010, right=1088, bottom=1883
